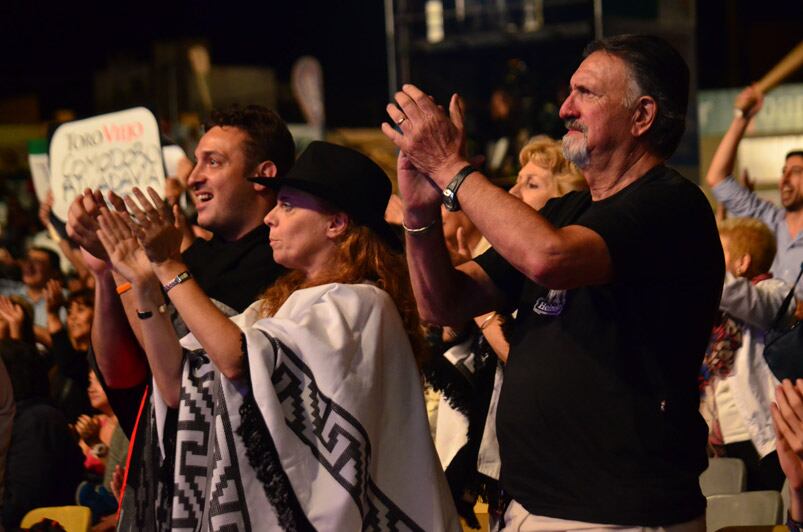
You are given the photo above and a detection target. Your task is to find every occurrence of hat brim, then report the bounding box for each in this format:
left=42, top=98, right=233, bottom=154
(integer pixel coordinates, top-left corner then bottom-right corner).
left=248, top=176, right=338, bottom=203
left=249, top=176, right=403, bottom=252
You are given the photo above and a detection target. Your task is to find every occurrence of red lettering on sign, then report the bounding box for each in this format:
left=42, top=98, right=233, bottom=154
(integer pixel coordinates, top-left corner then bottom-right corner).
left=102, top=122, right=145, bottom=143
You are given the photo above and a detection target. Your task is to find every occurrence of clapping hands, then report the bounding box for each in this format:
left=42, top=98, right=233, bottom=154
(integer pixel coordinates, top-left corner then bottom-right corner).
left=0, top=296, right=25, bottom=340
left=74, top=414, right=102, bottom=446
left=96, top=207, right=152, bottom=286
left=94, top=186, right=185, bottom=286
left=44, top=279, right=65, bottom=314
left=772, top=379, right=803, bottom=489
left=121, top=187, right=183, bottom=265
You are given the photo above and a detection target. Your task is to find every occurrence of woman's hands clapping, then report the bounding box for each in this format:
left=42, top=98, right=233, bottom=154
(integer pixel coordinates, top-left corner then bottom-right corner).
left=123, top=187, right=183, bottom=265
left=96, top=207, right=153, bottom=287
left=95, top=186, right=185, bottom=284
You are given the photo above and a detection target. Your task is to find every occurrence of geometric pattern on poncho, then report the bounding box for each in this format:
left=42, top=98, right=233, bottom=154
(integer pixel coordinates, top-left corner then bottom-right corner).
left=272, top=338, right=424, bottom=531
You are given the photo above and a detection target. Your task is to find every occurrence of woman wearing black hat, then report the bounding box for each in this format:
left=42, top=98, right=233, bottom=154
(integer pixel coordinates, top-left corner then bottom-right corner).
left=96, top=141, right=458, bottom=531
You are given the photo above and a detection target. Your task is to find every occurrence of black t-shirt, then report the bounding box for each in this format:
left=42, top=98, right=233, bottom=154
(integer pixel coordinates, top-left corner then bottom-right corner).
left=475, top=165, right=724, bottom=526
left=182, top=224, right=283, bottom=313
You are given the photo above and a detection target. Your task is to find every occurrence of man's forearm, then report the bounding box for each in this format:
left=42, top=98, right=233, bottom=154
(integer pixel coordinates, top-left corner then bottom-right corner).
left=91, top=269, right=147, bottom=388
left=450, top=168, right=612, bottom=289
left=705, top=116, right=749, bottom=189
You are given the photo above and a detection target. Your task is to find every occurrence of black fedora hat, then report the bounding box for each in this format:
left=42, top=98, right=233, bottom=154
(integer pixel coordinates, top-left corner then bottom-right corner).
left=249, top=141, right=401, bottom=250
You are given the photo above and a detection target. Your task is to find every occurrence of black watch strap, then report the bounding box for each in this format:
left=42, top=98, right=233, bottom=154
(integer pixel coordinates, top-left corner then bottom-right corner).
left=442, top=164, right=476, bottom=212
left=788, top=511, right=803, bottom=532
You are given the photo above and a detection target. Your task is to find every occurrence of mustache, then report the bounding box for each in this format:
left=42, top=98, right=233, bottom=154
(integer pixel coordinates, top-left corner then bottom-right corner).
left=565, top=120, right=587, bottom=133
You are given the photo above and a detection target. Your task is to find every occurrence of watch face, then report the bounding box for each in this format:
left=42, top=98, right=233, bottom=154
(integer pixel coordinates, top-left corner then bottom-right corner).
left=442, top=188, right=458, bottom=211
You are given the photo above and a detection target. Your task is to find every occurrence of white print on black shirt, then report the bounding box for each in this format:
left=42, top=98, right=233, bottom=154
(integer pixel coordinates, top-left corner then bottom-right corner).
left=533, top=289, right=566, bottom=316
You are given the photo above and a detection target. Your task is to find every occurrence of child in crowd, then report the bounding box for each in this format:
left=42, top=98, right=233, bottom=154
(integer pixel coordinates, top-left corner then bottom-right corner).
left=701, top=217, right=795, bottom=491
left=46, top=284, right=93, bottom=420
left=74, top=369, right=127, bottom=526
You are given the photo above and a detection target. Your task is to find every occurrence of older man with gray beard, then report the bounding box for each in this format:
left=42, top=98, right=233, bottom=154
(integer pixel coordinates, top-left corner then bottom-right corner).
left=382, top=34, right=724, bottom=530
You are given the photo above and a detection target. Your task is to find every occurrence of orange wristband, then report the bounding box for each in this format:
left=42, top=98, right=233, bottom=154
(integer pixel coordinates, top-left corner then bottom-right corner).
left=116, top=282, right=132, bottom=295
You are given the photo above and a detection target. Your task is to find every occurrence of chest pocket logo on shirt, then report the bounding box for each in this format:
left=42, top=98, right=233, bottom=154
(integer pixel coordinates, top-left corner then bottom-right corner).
left=533, top=289, right=566, bottom=316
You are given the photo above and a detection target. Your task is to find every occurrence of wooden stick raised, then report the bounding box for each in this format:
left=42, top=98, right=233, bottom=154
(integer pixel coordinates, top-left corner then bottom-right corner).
left=755, top=41, right=803, bottom=94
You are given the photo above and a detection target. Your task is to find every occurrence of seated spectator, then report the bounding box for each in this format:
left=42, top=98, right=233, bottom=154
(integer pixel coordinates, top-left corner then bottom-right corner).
left=46, top=285, right=92, bottom=420
left=700, top=217, right=794, bottom=491
left=1, top=338, right=84, bottom=529
left=74, top=370, right=126, bottom=525
left=0, top=246, right=65, bottom=347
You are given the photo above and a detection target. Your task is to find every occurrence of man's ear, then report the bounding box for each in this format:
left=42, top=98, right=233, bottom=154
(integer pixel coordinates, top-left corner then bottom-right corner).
left=631, top=95, right=657, bottom=139
left=326, top=212, right=350, bottom=239
left=251, top=160, right=278, bottom=191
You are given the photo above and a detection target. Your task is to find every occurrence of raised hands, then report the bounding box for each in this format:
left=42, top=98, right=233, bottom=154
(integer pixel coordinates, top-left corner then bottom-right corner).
left=67, top=189, right=131, bottom=275
left=123, top=187, right=183, bottom=265
left=0, top=296, right=25, bottom=340
left=734, top=85, right=764, bottom=121
left=396, top=151, right=442, bottom=221
left=773, top=379, right=803, bottom=488
left=38, top=190, right=55, bottom=229
left=382, top=85, right=468, bottom=188
left=96, top=207, right=152, bottom=286
left=67, top=189, right=111, bottom=263
left=75, top=414, right=102, bottom=446
left=44, top=279, right=65, bottom=314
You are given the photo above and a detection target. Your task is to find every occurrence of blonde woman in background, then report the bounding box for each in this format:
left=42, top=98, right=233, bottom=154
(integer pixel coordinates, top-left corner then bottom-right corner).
left=510, top=135, right=586, bottom=211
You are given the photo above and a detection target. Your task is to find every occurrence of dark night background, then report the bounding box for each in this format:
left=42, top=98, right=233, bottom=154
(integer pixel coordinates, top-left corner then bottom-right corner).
left=0, top=0, right=800, bottom=127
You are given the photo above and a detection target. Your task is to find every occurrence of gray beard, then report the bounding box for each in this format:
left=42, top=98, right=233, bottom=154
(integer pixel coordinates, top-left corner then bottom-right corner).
left=562, top=133, right=590, bottom=169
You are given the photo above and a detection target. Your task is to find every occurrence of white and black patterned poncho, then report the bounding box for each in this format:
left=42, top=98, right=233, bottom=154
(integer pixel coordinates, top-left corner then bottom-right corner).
left=152, top=283, right=459, bottom=531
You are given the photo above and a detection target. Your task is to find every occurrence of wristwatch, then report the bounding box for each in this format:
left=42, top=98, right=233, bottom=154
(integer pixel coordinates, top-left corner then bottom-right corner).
left=163, top=270, right=192, bottom=293
left=442, top=164, right=476, bottom=212
left=90, top=443, right=109, bottom=459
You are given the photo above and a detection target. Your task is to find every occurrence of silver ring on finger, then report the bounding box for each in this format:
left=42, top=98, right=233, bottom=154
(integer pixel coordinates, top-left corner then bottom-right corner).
left=396, top=116, right=407, bottom=126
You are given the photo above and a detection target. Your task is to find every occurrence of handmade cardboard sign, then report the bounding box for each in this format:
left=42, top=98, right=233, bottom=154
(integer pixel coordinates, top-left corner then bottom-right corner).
left=49, top=107, right=164, bottom=221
